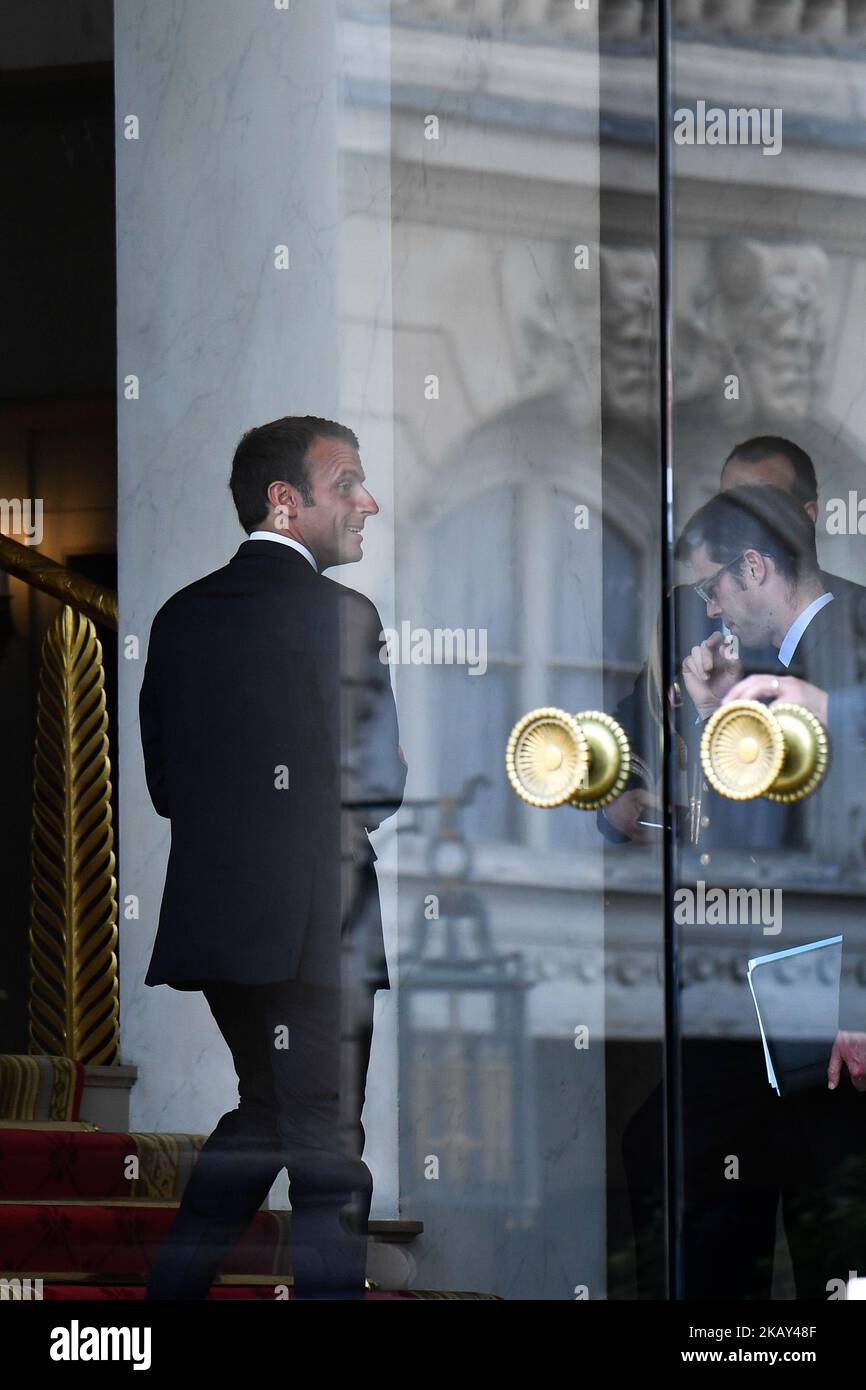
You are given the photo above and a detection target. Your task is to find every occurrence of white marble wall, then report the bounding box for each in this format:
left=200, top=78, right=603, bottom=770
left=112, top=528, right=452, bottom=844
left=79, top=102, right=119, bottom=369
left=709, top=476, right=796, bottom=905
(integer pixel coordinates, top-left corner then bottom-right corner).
left=115, top=0, right=399, bottom=1213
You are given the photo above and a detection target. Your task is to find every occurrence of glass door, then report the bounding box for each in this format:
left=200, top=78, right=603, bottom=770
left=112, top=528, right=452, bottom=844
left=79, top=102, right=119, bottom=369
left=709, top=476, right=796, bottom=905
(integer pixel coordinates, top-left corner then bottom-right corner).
left=340, top=0, right=668, bottom=1299
left=666, top=2, right=866, bottom=1301
left=340, top=0, right=866, bottom=1300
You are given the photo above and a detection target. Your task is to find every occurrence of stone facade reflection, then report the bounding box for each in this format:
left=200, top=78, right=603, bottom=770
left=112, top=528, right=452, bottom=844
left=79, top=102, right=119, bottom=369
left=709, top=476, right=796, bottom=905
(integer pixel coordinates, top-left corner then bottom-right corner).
left=678, top=240, right=829, bottom=422
left=343, top=0, right=866, bottom=46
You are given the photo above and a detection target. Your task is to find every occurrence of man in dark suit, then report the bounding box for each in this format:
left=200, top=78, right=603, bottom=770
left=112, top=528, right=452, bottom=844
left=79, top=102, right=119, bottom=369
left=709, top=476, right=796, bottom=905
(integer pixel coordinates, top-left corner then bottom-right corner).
left=660, top=485, right=866, bottom=1298
left=601, top=435, right=866, bottom=846
left=140, top=415, right=406, bottom=1300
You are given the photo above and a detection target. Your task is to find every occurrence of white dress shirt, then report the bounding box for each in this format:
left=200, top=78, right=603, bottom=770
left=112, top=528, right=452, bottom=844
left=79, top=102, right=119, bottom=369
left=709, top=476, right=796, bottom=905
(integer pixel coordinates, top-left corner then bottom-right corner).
left=777, top=590, right=834, bottom=668
left=248, top=529, right=318, bottom=572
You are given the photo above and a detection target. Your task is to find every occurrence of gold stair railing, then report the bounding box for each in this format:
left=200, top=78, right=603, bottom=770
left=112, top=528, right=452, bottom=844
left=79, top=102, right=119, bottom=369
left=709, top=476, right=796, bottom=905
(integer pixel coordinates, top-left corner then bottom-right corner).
left=0, top=534, right=119, bottom=1065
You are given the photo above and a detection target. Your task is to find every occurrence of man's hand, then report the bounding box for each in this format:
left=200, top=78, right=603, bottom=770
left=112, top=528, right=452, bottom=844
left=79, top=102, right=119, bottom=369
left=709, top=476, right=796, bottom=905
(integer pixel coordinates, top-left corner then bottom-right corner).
left=604, top=789, right=663, bottom=844
left=723, top=674, right=828, bottom=727
left=828, top=1031, right=866, bottom=1091
left=681, top=631, right=743, bottom=720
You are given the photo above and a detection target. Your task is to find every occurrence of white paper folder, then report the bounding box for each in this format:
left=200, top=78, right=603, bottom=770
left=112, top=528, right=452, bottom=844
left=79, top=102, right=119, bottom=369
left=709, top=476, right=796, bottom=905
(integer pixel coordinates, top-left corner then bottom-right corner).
left=747, top=936, right=843, bottom=1097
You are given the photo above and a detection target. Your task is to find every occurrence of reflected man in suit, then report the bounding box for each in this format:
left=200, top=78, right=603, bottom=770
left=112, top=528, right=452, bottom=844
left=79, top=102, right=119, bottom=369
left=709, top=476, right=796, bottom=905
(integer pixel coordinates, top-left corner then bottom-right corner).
left=601, top=435, right=865, bottom=845
left=675, top=484, right=866, bottom=1297
left=625, top=482, right=866, bottom=1299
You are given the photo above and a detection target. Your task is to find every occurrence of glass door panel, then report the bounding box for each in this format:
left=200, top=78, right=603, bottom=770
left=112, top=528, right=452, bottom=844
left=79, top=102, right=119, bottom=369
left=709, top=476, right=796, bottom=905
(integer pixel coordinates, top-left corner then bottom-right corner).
left=668, top=2, right=866, bottom=1301
left=337, top=0, right=667, bottom=1298
left=341, top=0, right=866, bottom=1303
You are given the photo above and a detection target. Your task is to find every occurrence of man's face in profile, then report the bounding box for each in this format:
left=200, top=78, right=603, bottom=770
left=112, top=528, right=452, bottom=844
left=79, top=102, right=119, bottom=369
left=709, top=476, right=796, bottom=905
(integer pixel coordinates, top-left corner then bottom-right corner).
left=291, top=435, right=379, bottom=570
left=688, top=542, right=771, bottom=648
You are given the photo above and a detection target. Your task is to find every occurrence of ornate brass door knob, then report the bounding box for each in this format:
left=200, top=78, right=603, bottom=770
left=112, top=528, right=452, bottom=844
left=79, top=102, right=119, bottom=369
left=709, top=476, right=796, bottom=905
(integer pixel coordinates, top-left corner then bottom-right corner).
left=506, top=708, right=631, bottom=811
left=700, top=699, right=828, bottom=803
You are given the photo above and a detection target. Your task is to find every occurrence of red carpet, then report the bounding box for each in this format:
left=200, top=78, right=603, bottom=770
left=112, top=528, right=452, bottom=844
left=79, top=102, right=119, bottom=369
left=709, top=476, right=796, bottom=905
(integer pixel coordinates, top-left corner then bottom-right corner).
left=0, top=1079, right=499, bottom=1298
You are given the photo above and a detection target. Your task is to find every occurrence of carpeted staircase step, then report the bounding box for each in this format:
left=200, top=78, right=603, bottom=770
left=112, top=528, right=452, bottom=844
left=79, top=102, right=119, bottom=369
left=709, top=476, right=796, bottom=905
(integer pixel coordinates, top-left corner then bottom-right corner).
left=0, top=1056, right=84, bottom=1123
left=0, top=1093, right=457, bottom=1295
left=0, top=1203, right=294, bottom=1278
left=0, top=1201, right=422, bottom=1281
left=0, top=1126, right=206, bottom=1202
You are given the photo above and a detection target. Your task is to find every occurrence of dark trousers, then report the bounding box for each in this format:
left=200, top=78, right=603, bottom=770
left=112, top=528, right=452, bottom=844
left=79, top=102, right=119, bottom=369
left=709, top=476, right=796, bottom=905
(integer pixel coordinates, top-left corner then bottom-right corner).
left=623, top=1040, right=866, bottom=1300
left=145, top=978, right=376, bottom=1300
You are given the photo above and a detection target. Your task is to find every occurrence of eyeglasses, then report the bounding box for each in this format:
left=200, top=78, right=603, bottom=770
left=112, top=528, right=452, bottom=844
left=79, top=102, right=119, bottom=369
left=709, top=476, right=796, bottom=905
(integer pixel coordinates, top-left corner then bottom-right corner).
left=693, top=551, right=772, bottom=604
left=693, top=553, right=747, bottom=605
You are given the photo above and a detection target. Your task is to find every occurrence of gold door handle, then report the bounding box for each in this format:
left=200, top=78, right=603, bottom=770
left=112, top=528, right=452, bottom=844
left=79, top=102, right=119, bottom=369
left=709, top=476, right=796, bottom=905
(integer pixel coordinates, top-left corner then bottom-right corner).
left=700, top=699, right=829, bottom=803
left=505, top=708, right=631, bottom=811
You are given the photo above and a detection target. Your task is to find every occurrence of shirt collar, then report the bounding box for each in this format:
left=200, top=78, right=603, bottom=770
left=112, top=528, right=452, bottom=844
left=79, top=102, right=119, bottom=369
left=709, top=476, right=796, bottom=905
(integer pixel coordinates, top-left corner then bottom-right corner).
left=778, top=590, right=834, bottom=668
left=248, top=530, right=318, bottom=573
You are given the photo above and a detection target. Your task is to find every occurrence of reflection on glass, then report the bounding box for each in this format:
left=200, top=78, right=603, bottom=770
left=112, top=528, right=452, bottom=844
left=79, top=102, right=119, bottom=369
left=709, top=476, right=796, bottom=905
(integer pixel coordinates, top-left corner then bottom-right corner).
left=340, top=0, right=866, bottom=1302
left=342, top=0, right=668, bottom=1298
left=669, top=2, right=866, bottom=1300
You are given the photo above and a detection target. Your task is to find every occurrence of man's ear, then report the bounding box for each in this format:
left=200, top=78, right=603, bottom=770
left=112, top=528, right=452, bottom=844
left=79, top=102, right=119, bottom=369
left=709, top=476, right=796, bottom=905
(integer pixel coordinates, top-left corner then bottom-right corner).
left=267, top=480, right=300, bottom=526
left=742, top=548, right=767, bottom=583
left=804, top=500, right=819, bottom=525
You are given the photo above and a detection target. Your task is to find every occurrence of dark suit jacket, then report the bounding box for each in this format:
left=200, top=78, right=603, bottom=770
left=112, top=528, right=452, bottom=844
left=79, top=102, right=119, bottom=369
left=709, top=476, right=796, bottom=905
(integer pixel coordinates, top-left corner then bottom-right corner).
left=685, top=574, right=866, bottom=836
left=681, top=573, right=866, bottom=1034
left=139, top=538, right=406, bottom=993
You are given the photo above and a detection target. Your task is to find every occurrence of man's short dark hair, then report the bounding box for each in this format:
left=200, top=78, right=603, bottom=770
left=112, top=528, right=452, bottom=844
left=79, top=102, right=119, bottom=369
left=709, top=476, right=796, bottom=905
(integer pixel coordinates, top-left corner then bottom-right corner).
left=229, top=415, right=360, bottom=534
left=677, top=485, right=819, bottom=588
left=721, top=436, right=818, bottom=505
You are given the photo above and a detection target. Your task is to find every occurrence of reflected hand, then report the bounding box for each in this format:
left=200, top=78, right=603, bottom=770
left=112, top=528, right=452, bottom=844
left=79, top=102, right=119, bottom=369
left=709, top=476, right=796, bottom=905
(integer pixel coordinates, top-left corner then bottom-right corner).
left=723, top=674, right=828, bottom=728
left=828, top=1031, right=866, bottom=1092
left=682, top=632, right=743, bottom=720
left=604, top=788, right=662, bottom=843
